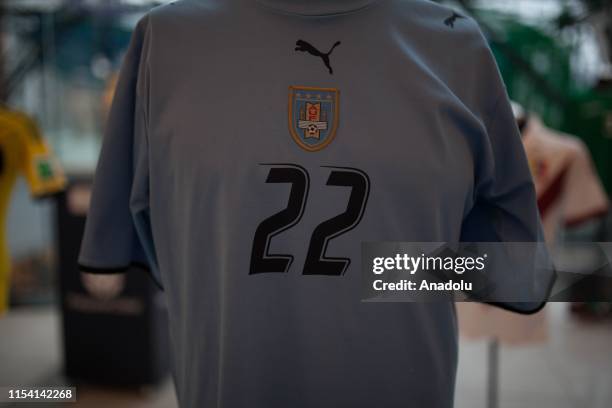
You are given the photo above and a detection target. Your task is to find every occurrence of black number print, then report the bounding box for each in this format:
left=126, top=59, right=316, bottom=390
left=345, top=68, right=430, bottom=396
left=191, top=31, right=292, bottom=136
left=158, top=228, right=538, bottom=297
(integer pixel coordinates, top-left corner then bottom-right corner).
left=249, top=165, right=369, bottom=275
left=250, top=165, right=309, bottom=274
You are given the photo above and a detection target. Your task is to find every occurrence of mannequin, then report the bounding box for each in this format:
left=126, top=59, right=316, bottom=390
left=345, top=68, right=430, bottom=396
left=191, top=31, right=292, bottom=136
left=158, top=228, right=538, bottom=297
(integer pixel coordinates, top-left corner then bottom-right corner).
left=77, top=2, right=553, bottom=406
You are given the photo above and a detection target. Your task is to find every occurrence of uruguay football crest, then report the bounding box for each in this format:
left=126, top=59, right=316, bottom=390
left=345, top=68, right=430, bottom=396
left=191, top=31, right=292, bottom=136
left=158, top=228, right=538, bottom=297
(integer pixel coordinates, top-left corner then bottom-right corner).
left=288, top=86, right=339, bottom=152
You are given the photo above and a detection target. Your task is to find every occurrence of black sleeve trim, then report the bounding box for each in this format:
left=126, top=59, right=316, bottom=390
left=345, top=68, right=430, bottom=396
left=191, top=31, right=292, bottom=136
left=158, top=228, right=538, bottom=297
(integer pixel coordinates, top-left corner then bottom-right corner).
left=484, top=300, right=547, bottom=315
left=482, top=266, right=558, bottom=315
left=78, top=262, right=164, bottom=291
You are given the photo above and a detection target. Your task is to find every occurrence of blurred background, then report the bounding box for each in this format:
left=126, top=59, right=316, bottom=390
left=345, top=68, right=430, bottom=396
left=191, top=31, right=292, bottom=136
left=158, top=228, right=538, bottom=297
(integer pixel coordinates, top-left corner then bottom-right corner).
left=0, top=0, right=611, bottom=407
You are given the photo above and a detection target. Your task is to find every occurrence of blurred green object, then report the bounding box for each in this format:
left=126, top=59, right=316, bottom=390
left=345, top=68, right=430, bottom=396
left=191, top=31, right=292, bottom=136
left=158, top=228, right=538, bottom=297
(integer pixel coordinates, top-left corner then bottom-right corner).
left=439, top=1, right=612, bottom=195
left=565, top=90, right=612, bottom=196
left=474, top=7, right=612, bottom=195
left=477, top=9, right=572, bottom=127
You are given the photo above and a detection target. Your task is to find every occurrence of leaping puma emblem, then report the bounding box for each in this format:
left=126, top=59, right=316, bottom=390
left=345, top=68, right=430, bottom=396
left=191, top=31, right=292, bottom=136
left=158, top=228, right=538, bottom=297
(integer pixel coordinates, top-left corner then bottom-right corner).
left=294, top=39, right=341, bottom=75
left=444, top=12, right=465, bottom=28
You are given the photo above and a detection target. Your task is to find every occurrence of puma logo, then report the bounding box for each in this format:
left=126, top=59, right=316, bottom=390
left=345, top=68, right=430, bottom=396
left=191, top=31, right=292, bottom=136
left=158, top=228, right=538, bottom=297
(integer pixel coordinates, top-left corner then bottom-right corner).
left=444, top=12, right=465, bottom=28
left=295, top=39, right=341, bottom=75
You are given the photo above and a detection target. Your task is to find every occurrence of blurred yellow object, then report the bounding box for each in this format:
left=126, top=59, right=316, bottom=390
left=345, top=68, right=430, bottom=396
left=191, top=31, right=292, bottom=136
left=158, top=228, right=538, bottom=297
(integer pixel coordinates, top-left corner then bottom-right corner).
left=0, top=107, right=66, bottom=314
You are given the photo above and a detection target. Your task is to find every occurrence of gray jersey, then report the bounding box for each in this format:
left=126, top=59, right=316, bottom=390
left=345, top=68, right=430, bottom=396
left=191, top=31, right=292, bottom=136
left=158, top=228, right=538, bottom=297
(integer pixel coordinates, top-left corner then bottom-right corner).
left=79, top=1, right=546, bottom=406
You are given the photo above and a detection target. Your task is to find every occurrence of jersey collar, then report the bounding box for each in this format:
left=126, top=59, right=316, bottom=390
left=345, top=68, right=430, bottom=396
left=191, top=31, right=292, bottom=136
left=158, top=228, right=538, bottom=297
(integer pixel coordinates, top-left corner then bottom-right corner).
left=255, top=0, right=379, bottom=16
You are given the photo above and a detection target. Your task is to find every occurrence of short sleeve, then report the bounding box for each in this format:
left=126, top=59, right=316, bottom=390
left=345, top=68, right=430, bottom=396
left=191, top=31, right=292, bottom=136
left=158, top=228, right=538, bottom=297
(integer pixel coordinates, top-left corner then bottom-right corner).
left=19, top=115, right=66, bottom=198
left=78, top=16, right=158, bottom=283
left=460, top=87, right=556, bottom=314
left=460, top=93, right=542, bottom=242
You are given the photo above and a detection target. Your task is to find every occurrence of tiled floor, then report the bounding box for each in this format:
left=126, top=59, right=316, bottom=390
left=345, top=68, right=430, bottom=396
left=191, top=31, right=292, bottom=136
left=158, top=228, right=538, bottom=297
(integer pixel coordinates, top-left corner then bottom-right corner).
left=0, top=303, right=610, bottom=407
left=0, top=306, right=177, bottom=408
left=455, top=303, right=612, bottom=408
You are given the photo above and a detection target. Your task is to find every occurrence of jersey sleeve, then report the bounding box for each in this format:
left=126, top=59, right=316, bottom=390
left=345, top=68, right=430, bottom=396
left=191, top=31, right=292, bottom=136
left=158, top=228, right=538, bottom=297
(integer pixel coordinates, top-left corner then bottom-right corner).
left=460, top=83, right=555, bottom=314
left=78, top=16, right=158, bottom=280
left=19, top=116, right=66, bottom=198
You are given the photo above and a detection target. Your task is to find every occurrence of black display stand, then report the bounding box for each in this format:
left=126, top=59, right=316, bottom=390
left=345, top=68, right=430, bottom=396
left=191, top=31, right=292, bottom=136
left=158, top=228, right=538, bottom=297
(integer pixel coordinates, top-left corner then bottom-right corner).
left=487, top=338, right=499, bottom=408
left=56, top=176, right=169, bottom=386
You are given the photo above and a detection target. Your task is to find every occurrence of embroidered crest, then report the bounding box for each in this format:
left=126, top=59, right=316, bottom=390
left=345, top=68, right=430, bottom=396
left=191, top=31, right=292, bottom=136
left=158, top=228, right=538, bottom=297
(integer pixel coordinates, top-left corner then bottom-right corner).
left=288, top=86, right=339, bottom=152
